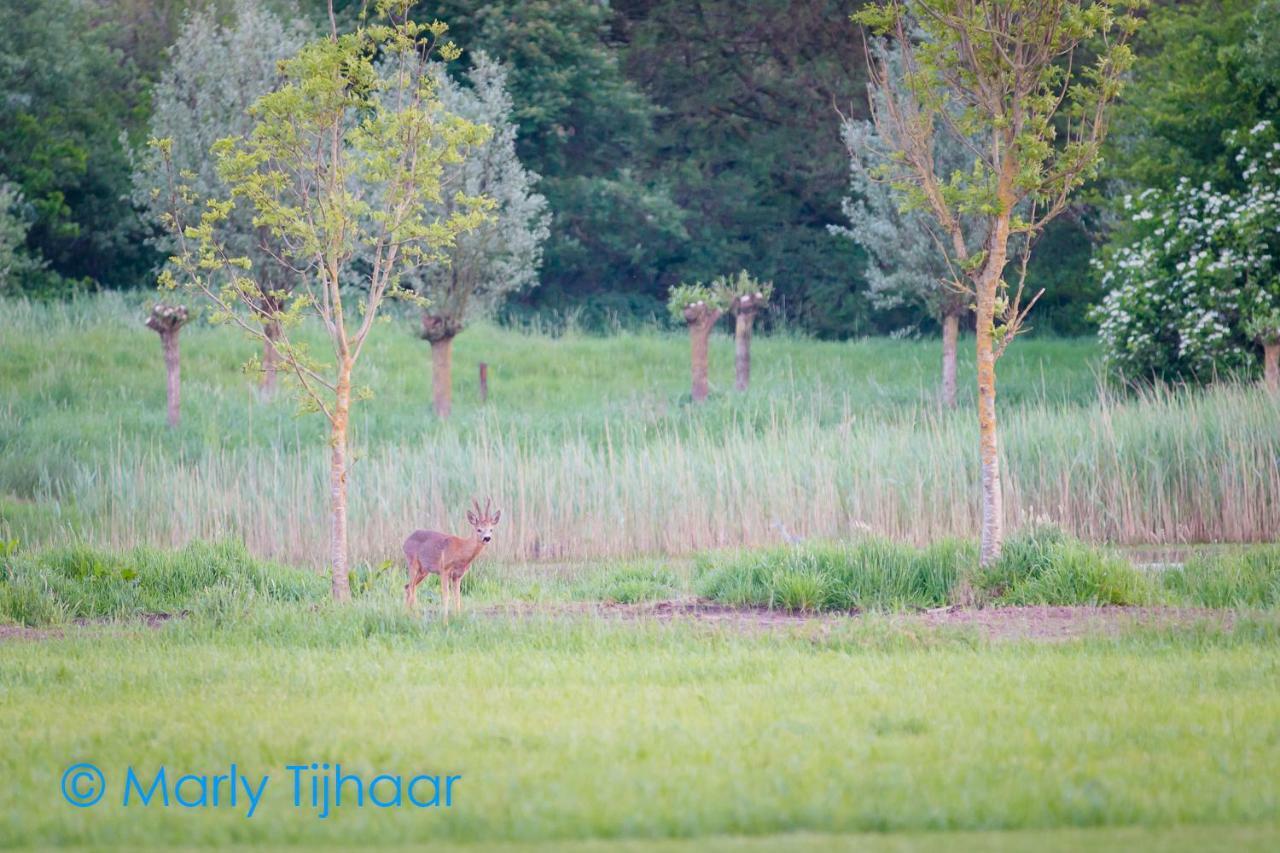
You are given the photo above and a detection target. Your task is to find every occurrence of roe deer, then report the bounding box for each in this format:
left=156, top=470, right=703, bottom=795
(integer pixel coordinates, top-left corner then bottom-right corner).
left=403, top=498, right=501, bottom=617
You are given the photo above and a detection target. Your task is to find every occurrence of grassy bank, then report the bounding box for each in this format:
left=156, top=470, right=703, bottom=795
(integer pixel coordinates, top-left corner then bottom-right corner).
left=2, top=533, right=1279, bottom=627
left=2, top=294, right=1279, bottom=565
left=1, top=608, right=1278, bottom=847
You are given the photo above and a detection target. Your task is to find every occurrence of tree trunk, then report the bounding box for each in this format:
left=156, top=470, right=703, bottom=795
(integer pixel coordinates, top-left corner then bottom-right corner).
left=329, top=359, right=352, bottom=602
left=975, top=215, right=1011, bottom=567
left=261, top=319, right=281, bottom=398
left=734, top=310, right=756, bottom=392
left=162, top=330, right=181, bottom=428
left=1265, top=342, right=1279, bottom=394
left=430, top=336, right=454, bottom=419
left=690, top=321, right=713, bottom=402
left=941, top=311, right=959, bottom=409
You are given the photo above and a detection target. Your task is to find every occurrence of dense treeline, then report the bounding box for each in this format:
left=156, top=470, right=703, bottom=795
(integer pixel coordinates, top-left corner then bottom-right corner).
left=0, top=0, right=1270, bottom=340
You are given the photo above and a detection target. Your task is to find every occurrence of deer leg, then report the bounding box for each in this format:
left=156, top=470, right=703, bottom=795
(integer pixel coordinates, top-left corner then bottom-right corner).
left=439, top=572, right=450, bottom=619
left=454, top=574, right=464, bottom=612
left=405, top=563, right=420, bottom=609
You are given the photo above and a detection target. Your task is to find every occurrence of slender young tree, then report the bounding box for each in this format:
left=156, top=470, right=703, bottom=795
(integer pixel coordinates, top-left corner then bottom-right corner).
left=154, top=1, right=489, bottom=600
left=854, top=0, right=1139, bottom=564
left=833, top=41, right=975, bottom=407
left=668, top=282, right=727, bottom=403
left=397, top=53, right=549, bottom=419
left=133, top=0, right=310, bottom=398
left=714, top=270, right=772, bottom=392
left=144, top=304, right=189, bottom=428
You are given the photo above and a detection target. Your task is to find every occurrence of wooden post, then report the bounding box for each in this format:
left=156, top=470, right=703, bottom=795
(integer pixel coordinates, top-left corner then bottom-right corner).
left=479, top=362, right=489, bottom=404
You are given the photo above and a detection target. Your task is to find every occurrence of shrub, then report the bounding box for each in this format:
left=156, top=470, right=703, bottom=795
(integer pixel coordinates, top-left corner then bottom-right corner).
left=1093, top=121, right=1280, bottom=383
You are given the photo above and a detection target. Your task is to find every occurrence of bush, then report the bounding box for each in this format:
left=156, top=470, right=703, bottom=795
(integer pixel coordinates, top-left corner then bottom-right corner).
left=1093, top=121, right=1280, bottom=383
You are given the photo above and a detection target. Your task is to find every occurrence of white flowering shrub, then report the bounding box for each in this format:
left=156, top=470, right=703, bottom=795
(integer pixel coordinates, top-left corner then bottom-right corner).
left=1093, top=121, right=1280, bottom=382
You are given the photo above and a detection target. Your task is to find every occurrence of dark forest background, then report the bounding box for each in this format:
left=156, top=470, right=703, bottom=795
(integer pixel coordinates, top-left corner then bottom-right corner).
left=2, top=0, right=1270, bottom=337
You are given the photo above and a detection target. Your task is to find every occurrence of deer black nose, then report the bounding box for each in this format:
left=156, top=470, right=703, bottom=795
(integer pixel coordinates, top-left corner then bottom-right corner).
left=483, top=536, right=491, bottom=542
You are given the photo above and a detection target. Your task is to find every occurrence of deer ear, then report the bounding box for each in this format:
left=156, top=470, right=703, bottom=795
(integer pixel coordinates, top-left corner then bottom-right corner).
left=466, top=511, right=475, bottom=525
left=493, top=510, right=501, bottom=523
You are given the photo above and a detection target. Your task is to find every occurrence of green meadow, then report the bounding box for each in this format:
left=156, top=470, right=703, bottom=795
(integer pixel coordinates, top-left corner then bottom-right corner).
left=3, top=295, right=1280, bottom=850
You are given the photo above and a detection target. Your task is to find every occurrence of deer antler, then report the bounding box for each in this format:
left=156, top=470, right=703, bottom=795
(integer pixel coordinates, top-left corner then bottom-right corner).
left=483, top=497, right=494, bottom=522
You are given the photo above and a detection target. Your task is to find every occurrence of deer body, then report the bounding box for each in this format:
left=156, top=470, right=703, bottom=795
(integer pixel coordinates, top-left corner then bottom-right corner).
left=404, top=499, right=500, bottom=616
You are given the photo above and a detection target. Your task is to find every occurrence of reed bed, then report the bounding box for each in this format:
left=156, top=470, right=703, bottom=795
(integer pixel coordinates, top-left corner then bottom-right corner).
left=2, top=294, right=1278, bottom=566
left=6, top=382, right=1274, bottom=566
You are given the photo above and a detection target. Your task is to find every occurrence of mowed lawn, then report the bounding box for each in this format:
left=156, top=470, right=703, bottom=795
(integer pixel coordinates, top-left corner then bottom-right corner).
left=2, top=613, right=1278, bottom=849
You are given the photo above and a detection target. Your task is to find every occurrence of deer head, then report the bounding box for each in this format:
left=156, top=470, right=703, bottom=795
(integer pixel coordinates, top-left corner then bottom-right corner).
left=465, top=498, right=502, bottom=543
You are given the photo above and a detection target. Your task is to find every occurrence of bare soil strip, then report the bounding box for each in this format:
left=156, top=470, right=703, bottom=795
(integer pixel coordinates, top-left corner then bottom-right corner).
left=477, top=600, right=1235, bottom=642
left=0, top=603, right=1235, bottom=643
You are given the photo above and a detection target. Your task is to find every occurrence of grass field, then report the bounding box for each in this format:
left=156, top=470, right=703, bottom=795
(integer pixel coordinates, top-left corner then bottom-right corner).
left=2, top=294, right=1279, bottom=565
left=3, top=601, right=1279, bottom=848
left=4, top=294, right=1280, bottom=850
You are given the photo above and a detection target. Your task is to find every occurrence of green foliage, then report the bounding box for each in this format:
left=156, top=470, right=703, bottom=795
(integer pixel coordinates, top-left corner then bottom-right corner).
left=1093, top=121, right=1280, bottom=382
left=618, top=0, right=870, bottom=337
left=132, top=0, right=310, bottom=303
left=0, top=539, right=325, bottom=626
left=0, top=0, right=156, bottom=292
left=697, top=529, right=1212, bottom=612
left=695, top=539, right=973, bottom=612
left=584, top=562, right=680, bottom=604
left=156, top=3, right=490, bottom=419
left=396, top=54, right=549, bottom=329
left=665, top=281, right=726, bottom=322
left=976, top=525, right=1155, bottom=606
left=713, top=270, right=773, bottom=309
left=853, top=0, right=1141, bottom=356
left=1162, top=546, right=1280, bottom=609
left=1105, top=0, right=1280, bottom=192
left=432, top=1, right=684, bottom=318
left=0, top=181, right=42, bottom=295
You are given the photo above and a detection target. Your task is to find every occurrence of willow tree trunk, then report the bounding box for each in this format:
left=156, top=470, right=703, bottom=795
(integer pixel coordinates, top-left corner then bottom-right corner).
left=689, top=319, right=716, bottom=403
left=734, top=311, right=756, bottom=392
left=941, top=312, right=959, bottom=409
left=329, top=358, right=352, bottom=602
left=261, top=320, right=281, bottom=397
left=1265, top=342, right=1279, bottom=394
left=431, top=336, right=454, bottom=419
left=162, top=331, right=181, bottom=428
left=146, top=306, right=188, bottom=428
left=975, top=217, right=1011, bottom=567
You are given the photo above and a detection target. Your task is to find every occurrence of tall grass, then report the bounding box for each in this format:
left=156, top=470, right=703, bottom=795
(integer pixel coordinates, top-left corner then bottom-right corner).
left=2, top=294, right=1278, bottom=565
